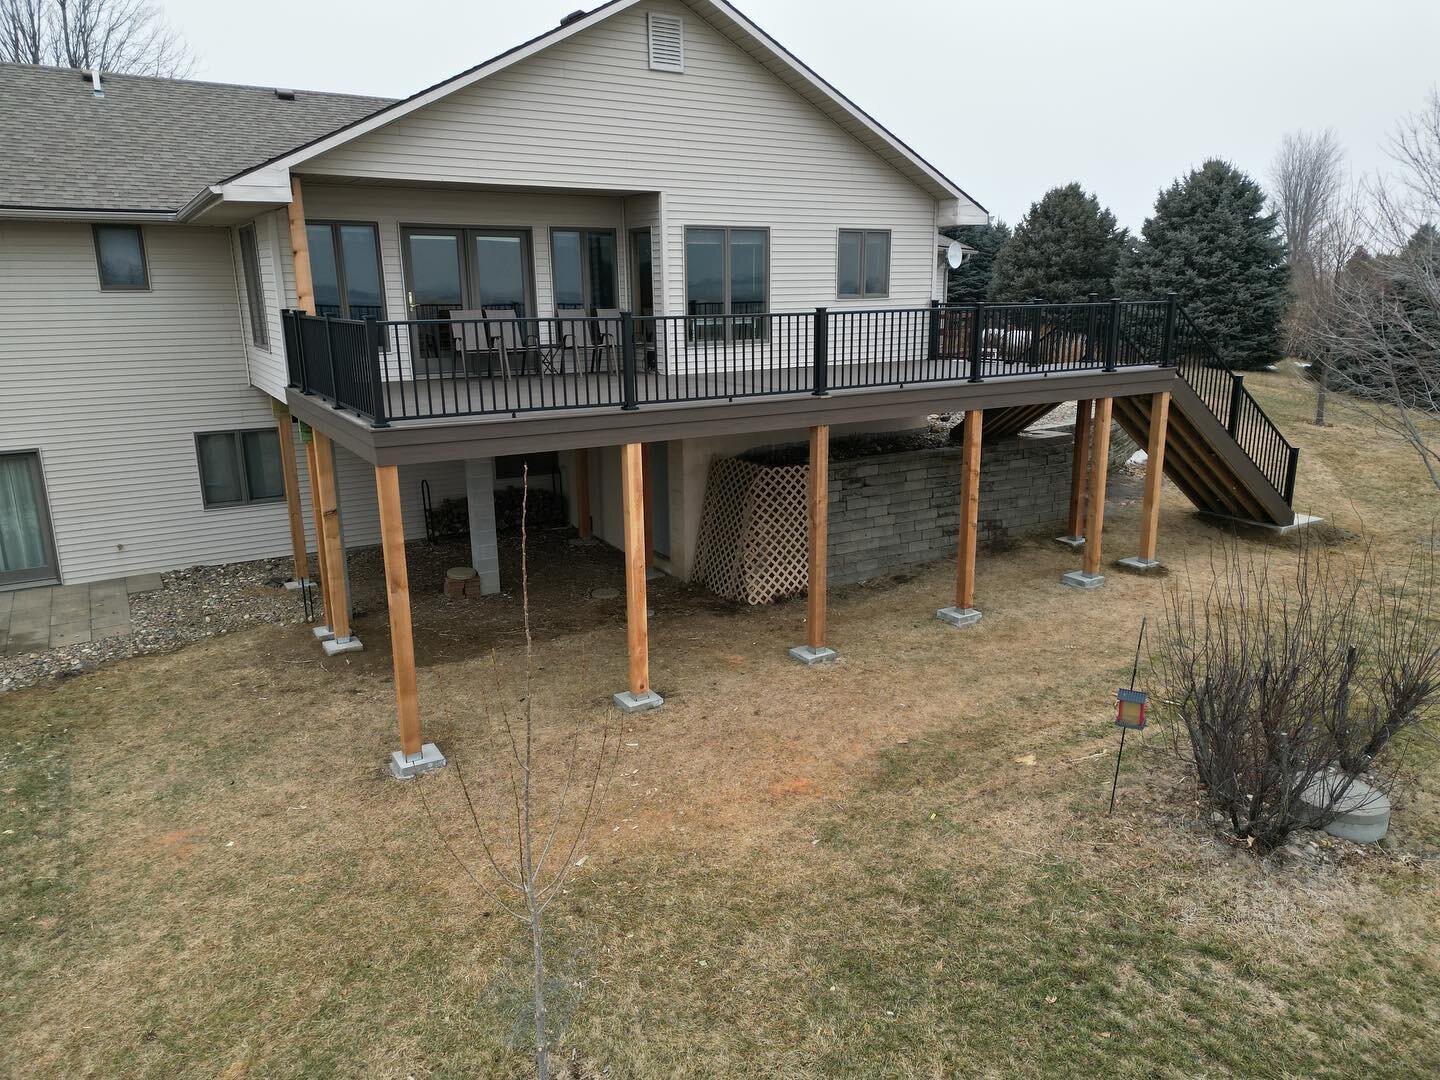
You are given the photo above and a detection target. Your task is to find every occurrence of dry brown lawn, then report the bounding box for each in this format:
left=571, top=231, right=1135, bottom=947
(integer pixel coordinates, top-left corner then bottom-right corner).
left=2, top=365, right=1438, bottom=1078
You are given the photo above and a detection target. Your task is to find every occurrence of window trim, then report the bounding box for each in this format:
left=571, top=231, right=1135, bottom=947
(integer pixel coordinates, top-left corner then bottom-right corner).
left=306, top=220, right=387, bottom=320
left=194, top=428, right=286, bottom=510
left=547, top=226, right=620, bottom=314
left=835, top=228, right=892, bottom=300
left=238, top=222, right=269, bottom=350
left=92, top=224, right=150, bottom=291
left=398, top=223, right=537, bottom=319
left=683, top=225, right=771, bottom=342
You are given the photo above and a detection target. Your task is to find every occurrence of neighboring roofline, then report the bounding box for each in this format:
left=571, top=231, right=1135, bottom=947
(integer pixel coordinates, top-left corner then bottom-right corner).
left=213, top=0, right=986, bottom=215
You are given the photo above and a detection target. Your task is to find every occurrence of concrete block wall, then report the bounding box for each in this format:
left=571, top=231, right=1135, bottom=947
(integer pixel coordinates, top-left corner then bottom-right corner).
left=827, top=430, right=1073, bottom=586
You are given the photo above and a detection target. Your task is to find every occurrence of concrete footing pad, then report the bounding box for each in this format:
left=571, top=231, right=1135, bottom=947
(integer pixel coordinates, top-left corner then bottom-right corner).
left=612, top=689, right=664, bottom=713
left=788, top=644, right=838, bottom=665
left=1054, top=535, right=1086, bottom=550
left=1297, top=769, right=1391, bottom=843
left=935, top=606, right=982, bottom=628
left=1061, top=570, right=1106, bottom=590
left=1117, top=557, right=1162, bottom=573
left=389, top=742, right=448, bottom=780
left=284, top=578, right=314, bottom=591
left=312, top=624, right=335, bottom=641
left=1199, top=511, right=1324, bottom=535
left=322, top=635, right=364, bottom=656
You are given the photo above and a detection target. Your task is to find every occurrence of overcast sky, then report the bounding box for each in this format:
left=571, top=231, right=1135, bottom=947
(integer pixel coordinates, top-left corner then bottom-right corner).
left=164, top=0, right=1438, bottom=231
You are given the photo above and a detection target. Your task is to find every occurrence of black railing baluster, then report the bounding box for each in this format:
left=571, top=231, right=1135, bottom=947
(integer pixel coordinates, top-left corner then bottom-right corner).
left=969, top=303, right=985, bottom=382
left=621, top=311, right=638, bottom=410
left=813, top=307, right=828, bottom=396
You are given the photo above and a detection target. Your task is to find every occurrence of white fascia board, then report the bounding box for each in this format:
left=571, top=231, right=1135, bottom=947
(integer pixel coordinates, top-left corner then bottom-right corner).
left=938, top=199, right=989, bottom=228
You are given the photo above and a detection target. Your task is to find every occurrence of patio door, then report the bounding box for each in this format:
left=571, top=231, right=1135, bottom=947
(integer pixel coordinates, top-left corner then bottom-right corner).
left=550, top=229, right=618, bottom=314
left=401, top=227, right=534, bottom=373
left=0, top=452, right=59, bottom=588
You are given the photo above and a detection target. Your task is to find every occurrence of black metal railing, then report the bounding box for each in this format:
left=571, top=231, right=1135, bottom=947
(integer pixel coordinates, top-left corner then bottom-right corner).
left=281, top=295, right=1298, bottom=503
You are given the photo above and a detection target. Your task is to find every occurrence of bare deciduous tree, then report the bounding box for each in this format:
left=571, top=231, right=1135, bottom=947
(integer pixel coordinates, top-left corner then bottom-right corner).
left=1305, top=92, right=1440, bottom=487
left=419, top=469, right=617, bottom=1080
left=1270, top=128, right=1350, bottom=424
left=0, top=0, right=194, bottom=77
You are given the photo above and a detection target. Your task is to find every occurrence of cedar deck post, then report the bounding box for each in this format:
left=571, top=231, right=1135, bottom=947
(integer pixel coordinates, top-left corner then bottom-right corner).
left=937, top=410, right=984, bottom=627
left=789, top=425, right=837, bottom=663
left=286, top=175, right=315, bottom=316
left=575, top=448, right=592, bottom=540
left=1062, top=397, right=1114, bottom=589
left=312, top=431, right=361, bottom=652
left=613, top=442, right=663, bottom=711
left=376, top=463, right=445, bottom=778
left=273, top=402, right=310, bottom=588
left=1121, top=391, right=1171, bottom=572
left=1057, top=399, right=1093, bottom=547
left=641, top=443, right=654, bottom=567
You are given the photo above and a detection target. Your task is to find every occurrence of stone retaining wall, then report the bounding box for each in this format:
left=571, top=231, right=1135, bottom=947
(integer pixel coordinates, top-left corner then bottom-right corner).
left=828, top=430, right=1073, bottom=586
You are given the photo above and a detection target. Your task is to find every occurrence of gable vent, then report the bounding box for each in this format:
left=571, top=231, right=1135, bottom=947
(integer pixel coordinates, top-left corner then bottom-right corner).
left=647, top=12, right=684, bottom=72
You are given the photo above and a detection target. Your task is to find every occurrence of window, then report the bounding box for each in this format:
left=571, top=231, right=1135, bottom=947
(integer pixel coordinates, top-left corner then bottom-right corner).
left=93, top=225, right=149, bottom=290
left=647, top=11, right=684, bottom=71
left=195, top=429, right=285, bottom=508
left=238, top=223, right=268, bottom=349
left=550, top=228, right=618, bottom=312
left=685, top=226, right=768, bottom=341
left=306, top=222, right=385, bottom=320
left=837, top=229, right=890, bottom=299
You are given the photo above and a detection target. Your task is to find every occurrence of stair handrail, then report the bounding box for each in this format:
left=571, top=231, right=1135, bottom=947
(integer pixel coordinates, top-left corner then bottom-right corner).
left=1172, top=303, right=1299, bottom=502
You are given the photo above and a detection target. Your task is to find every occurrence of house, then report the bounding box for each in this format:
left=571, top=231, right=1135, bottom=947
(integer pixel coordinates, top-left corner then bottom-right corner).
left=0, top=0, right=1300, bottom=775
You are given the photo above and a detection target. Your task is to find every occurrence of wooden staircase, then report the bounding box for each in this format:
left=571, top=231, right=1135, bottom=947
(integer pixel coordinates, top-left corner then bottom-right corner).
left=977, top=304, right=1299, bottom=527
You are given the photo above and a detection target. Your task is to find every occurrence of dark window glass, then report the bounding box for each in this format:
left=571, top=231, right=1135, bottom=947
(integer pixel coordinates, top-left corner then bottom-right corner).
left=863, top=231, right=890, bottom=297
left=551, top=230, right=584, bottom=308
left=587, top=231, right=617, bottom=309
left=238, top=224, right=269, bottom=348
left=196, top=430, right=284, bottom=508
left=837, top=230, right=864, bottom=297
left=308, top=222, right=384, bottom=319
left=94, top=225, right=148, bottom=290
left=474, top=233, right=527, bottom=315
left=837, top=229, right=890, bottom=299
left=685, top=228, right=725, bottom=318
left=338, top=225, right=383, bottom=319
left=308, top=224, right=342, bottom=316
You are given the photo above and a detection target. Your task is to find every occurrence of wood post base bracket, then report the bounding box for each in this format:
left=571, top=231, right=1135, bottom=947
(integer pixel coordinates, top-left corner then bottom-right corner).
left=389, top=743, right=448, bottom=780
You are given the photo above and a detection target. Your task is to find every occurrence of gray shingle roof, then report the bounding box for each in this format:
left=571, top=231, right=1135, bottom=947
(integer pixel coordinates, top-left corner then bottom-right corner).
left=0, top=64, right=394, bottom=213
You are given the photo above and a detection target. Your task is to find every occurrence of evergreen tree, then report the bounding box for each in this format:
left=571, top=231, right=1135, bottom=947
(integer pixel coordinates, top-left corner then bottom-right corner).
left=988, top=184, right=1126, bottom=302
left=1119, top=159, right=1289, bottom=369
left=942, top=220, right=1011, bottom=302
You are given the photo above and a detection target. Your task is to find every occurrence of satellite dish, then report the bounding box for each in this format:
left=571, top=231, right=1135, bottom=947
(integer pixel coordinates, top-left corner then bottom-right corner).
left=946, top=241, right=964, bottom=269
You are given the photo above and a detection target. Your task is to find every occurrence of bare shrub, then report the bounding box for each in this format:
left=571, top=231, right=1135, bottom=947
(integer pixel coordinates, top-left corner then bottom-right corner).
left=419, top=469, right=618, bottom=1079
left=1156, top=537, right=1440, bottom=851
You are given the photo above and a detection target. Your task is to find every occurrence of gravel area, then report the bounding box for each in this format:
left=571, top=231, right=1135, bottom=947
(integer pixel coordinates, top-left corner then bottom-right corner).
left=1, top=556, right=308, bottom=694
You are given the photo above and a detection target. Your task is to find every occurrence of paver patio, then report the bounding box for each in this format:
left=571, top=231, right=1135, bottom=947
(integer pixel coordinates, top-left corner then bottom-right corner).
left=0, top=574, right=161, bottom=654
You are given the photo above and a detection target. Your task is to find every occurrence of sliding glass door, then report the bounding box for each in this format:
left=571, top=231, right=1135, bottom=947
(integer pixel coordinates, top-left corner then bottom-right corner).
left=0, top=452, right=59, bottom=587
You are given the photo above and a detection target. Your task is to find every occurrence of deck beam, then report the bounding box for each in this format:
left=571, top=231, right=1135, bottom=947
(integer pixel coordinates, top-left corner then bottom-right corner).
left=790, top=425, right=837, bottom=663
left=614, top=442, right=662, bottom=712
left=938, top=409, right=984, bottom=627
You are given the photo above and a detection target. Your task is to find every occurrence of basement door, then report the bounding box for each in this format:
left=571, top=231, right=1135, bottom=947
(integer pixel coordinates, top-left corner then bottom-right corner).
left=0, top=451, right=59, bottom=587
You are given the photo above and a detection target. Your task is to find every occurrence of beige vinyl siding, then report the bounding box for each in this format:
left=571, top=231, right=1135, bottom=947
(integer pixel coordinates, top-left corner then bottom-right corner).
left=231, top=209, right=292, bottom=398
left=0, top=219, right=459, bottom=585
left=305, top=0, right=939, bottom=316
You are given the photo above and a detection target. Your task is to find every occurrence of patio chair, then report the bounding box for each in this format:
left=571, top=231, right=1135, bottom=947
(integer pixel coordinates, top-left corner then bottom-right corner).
left=592, top=307, right=622, bottom=374
left=482, top=307, right=541, bottom=377
left=552, top=309, right=594, bottom=374
left=448, top=309, right=490, bottom=376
